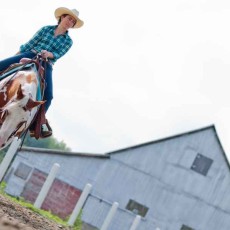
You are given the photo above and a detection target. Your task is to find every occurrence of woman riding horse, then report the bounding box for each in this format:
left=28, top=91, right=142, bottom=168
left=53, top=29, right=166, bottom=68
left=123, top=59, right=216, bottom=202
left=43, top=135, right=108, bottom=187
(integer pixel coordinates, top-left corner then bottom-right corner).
left=0, top=7, right=83, bottom=138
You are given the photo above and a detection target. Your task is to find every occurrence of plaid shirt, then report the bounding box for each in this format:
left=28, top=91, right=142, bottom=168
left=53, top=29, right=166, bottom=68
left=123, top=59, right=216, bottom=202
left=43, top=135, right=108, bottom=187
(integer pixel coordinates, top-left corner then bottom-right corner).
left=20, top=25, right=73, bottom=64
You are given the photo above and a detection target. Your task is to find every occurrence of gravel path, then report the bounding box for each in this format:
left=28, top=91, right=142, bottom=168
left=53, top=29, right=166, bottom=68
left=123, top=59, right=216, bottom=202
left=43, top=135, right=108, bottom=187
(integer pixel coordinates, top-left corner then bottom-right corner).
left=0, top=194, right=72, bottom=230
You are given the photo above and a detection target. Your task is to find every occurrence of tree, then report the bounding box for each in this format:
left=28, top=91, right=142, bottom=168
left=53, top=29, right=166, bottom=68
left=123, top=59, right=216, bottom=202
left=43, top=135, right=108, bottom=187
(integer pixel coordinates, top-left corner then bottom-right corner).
left=22, top=134, right=71, bottom=151
left=0, top=134, right=71, bottom=163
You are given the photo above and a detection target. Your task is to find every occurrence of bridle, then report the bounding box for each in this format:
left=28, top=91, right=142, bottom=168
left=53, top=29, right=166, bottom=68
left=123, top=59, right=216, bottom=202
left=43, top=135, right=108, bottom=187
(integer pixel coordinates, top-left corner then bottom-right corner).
left=7, top=120, right=27, bottom=141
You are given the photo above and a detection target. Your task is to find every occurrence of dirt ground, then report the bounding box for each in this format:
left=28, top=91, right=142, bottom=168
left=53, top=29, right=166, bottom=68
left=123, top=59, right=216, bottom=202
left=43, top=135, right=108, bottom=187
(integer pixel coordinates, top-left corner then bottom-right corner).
left=0, top=193, right=73, bottom=230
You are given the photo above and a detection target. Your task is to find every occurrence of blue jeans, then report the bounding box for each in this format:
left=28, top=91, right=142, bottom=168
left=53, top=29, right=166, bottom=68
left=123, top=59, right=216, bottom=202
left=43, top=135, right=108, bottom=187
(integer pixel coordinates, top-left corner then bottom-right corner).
left=0, top=52, right=53, bottom=112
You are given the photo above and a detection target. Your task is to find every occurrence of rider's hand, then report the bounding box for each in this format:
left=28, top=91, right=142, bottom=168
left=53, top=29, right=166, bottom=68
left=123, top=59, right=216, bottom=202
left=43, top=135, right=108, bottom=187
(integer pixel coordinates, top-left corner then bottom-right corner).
left=41, top=50, right=53, bottom=59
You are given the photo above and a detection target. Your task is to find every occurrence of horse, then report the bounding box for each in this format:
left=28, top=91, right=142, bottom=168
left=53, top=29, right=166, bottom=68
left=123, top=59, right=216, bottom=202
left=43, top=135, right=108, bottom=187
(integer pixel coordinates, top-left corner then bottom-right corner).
left=0, top=59, right=45, bottom=149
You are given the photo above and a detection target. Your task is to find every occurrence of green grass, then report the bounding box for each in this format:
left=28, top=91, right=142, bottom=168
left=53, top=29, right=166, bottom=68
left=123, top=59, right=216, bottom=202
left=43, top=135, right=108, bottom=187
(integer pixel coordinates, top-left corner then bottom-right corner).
left=0, top=182, right=82, bottom=230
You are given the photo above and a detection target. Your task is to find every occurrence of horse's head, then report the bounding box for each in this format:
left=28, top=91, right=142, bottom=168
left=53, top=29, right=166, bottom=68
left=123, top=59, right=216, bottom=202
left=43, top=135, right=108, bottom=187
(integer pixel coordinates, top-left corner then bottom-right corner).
left=0, top=84, right=44, bottom=149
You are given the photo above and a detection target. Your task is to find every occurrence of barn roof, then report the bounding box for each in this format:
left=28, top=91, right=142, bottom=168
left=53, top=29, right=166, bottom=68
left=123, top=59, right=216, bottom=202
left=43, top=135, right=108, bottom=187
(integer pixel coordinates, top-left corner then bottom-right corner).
left=19, top=146, right=109, bottom=159
left=20, top=125, right=229, bottom=168
left=107, top=124, right=226, bottom=155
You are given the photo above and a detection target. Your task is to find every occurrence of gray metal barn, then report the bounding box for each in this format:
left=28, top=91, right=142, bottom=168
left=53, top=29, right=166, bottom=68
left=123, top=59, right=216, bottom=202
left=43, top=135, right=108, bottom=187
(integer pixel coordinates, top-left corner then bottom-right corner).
left=3, top=125, right=230, bottom=230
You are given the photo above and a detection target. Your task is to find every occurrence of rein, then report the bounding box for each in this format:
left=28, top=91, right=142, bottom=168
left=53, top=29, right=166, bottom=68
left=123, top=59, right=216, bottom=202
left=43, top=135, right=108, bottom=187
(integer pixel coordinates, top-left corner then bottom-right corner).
left=7, top=121, right=27, bottom=141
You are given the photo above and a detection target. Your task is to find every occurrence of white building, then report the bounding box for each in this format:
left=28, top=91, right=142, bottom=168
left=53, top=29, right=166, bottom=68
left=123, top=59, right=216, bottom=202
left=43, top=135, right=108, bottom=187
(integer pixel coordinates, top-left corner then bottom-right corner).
left=4, top=125, right=230, bottom=230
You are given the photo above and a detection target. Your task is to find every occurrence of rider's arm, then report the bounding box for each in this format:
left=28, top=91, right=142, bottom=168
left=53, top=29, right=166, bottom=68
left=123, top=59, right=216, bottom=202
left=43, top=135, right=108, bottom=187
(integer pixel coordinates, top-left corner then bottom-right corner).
left=52, top=38, right=73, bottom=61
left=19, top=26, right=47, bottom=53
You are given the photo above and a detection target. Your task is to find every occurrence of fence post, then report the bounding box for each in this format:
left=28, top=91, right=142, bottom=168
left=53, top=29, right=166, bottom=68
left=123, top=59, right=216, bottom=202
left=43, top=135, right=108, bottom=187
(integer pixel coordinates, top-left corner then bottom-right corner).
left=101, top=202, right=119, bottom=230
left=34, top=163, right=60, bottom=209
left=0, top=137, right=21, bottom=182
left=68, top=183, right=92, bottom=226
left=130, top=215, right=141, bottom=230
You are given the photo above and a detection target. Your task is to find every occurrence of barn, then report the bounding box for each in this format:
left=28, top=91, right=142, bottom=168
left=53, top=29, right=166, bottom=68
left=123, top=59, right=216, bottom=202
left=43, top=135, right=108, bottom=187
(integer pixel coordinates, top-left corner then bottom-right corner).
left=3, top=125, right=230, bottom=230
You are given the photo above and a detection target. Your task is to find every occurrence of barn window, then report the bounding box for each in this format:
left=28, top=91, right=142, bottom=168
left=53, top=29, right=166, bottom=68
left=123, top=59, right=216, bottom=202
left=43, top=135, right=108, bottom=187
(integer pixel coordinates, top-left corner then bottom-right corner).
left=14, top=162, right=32, bottom=180
left=126, top=199, right=148, bottom=217
left=180, top=224, right=194, bottom=230
left=191, top=153, right=213, bottom=176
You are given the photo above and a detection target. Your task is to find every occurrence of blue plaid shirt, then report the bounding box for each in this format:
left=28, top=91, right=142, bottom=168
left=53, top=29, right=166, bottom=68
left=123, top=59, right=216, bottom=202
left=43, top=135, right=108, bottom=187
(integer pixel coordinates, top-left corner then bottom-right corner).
left=20, top=25, right=73, bottom=64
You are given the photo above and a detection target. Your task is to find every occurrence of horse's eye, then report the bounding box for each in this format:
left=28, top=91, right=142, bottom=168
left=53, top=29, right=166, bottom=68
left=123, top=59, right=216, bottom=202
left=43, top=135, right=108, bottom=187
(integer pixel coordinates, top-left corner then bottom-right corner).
left=0, top=110, right=8, bottom=124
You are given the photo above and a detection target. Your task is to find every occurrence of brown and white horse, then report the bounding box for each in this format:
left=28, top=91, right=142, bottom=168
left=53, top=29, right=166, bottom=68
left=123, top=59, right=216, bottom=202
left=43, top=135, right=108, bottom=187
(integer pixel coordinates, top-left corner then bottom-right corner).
left=0, top=62, right=44, bottom=149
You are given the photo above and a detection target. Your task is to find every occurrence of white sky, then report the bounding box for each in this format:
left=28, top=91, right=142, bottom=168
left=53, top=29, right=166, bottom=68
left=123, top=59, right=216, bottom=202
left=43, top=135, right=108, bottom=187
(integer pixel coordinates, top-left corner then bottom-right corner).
left=1, top=0, right=230, bottom=157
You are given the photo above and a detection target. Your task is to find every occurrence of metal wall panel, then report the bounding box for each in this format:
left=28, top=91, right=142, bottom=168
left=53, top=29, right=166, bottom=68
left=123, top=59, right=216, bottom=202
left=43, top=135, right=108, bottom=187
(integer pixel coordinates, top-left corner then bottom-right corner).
left=4, top=126, right=230, bottom=230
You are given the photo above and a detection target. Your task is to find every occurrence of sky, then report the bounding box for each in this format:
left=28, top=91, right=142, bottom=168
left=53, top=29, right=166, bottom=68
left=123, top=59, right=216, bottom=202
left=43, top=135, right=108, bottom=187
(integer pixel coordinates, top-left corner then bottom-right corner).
left=1, top=0, right=230, bottom=157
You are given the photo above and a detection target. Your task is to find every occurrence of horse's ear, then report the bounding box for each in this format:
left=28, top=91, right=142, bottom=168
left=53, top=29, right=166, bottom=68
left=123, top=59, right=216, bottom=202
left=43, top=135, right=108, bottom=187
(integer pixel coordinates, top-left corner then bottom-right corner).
left=17, top=84, right=24, bottom=100
left=25, top=98, right=46, bottom=111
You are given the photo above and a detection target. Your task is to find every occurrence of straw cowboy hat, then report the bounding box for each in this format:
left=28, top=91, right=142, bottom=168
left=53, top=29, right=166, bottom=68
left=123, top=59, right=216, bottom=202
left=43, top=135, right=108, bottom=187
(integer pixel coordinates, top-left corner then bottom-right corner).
left=54, top=7, right=84, bottom=28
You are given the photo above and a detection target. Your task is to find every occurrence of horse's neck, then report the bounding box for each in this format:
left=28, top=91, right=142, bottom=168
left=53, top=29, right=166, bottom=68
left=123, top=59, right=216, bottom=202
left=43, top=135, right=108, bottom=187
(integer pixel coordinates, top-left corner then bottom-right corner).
left=0, top=71, right=38, bottom=108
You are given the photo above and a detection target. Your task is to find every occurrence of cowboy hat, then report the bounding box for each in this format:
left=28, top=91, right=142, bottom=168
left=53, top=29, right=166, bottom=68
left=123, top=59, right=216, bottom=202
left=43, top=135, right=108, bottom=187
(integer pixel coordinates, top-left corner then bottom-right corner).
left=54, top=7, right=84, bottom=28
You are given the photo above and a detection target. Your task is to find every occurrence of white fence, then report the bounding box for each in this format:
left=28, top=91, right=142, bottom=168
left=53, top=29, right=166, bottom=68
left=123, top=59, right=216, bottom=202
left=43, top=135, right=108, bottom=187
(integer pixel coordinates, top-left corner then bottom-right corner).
left=0, top=139, right=142, bottom=229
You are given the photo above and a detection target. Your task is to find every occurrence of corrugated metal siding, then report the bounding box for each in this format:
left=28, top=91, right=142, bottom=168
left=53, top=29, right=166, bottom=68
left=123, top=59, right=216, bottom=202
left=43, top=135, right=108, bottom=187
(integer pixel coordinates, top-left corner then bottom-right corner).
left=82, top=196, right=133, bottom=229
left=206, top=209, right=230, bottom=230
left=87, top=128, right=230, bottom=229
left=5, top=151, right=106, bottom=195
left=4, top=127, right=230, bottom=230
left=82, top=195, right=154, bottom=230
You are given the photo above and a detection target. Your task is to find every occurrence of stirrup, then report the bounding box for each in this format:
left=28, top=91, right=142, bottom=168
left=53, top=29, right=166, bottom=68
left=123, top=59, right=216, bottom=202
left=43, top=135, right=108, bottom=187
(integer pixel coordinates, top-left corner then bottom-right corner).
left=45, top=119, right=52, bottom=131
left=40, top=130, right=52, bottom=138
left=30, top=119, right=52, bottom=138
left=40, top=119, right=52, bottom=138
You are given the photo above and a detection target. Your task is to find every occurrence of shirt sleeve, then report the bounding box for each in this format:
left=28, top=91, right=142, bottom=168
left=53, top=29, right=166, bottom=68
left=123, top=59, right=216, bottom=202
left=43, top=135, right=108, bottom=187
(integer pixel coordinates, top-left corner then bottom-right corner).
left=19, top=26, right=47, bottom=52
left=52, top=38, right=73, bottom=61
